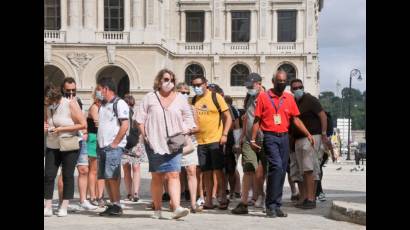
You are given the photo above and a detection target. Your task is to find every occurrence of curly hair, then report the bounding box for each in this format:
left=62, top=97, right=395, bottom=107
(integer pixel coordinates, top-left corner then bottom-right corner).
left=153, top=69, right=177, bottom=91
left=44, top=85, right=62, bottom=103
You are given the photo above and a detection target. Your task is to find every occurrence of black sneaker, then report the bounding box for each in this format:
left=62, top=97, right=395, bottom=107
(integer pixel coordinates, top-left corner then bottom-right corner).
left=162, top=193, right=170, bottom=201
left=300, top=200, right=316, bottom=209
left=109, top=204, right=123, bottom=216
left=275, top=208, right=288, bottom=217
left=231, top=202, right=248, bottom=214
left=99, top=205, right=114, bottom=216
left=266, top=209, right=277, bottom=218
left=234, top=192, right=241, bottom=199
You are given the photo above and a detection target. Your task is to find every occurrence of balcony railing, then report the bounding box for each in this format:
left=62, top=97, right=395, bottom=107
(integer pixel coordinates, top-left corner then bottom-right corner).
left=96, top=31, right=130, bottom=43
left=44, top=30, right=66, bottom=43
left=224, top=42, right=256, bottom=54
left=270, top=42, right=303, bottom=54
left=177, top=42, right=210, bottom=54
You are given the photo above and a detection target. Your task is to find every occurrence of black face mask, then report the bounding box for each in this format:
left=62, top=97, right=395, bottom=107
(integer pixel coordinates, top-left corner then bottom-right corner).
left=274, top=82, right=287, bottom=94
left=64, top=92, right=76, bottom=98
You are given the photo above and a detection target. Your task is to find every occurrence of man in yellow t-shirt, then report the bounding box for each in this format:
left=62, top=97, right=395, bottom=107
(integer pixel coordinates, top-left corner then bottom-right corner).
left=191, top=76, right=232, bottom=210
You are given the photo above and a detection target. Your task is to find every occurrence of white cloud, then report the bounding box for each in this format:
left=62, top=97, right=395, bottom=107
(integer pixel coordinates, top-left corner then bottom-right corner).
left=318, top=0, right=366, bottom=93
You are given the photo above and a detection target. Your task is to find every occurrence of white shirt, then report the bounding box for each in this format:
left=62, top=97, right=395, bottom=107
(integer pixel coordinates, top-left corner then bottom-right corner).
left=97, top=97, right=129, bottom=148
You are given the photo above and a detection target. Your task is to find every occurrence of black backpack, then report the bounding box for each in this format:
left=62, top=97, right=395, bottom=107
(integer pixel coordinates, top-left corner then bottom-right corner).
left=192, top=91, right=222, bottom=128
left=125, top=108, right=140, bottom=150
left=325, top=111, right=334, bottom=137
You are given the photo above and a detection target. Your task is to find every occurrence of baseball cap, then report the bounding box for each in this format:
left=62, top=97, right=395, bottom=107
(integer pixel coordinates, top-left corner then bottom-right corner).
left=244, top=73, right=262, bottom=88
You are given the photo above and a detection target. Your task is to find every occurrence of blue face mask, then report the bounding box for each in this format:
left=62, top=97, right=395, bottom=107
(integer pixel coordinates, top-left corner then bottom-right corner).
left=247, top=89, right=257, bottom=96
left=294, top=89, right=304, bottom=100
left=96, top=90, right=104, bottom=101
left=193, top=86, right=204, bottom=96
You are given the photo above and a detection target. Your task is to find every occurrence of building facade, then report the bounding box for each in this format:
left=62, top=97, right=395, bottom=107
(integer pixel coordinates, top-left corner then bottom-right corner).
left=44, top=0, right=324, bottom=109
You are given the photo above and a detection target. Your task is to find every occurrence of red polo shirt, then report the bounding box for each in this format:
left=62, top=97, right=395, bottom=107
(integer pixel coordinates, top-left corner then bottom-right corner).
left=254, top=89, right=300, bottom=133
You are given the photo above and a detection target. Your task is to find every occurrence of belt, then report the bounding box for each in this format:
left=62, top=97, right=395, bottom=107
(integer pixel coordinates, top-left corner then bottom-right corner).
left=263, top=131, right=288, bottom=137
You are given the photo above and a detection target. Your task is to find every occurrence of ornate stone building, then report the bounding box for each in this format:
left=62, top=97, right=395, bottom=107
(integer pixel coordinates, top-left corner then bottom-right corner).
left=44, top=0, right=324, bottom=109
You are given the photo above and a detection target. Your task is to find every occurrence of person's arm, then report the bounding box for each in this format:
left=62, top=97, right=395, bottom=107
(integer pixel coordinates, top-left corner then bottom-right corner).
left=89, top=104, right=99, bottom=127
left=111, top=120, right=129, bottom=148
left=181, top=98, right=195, bottom=134
left=318, top=110, right=329, bottom=145
left=250, top=117, right=262, bottom=152
left=190, top=106, right=200, bottom=134
left=220, top=109, right=232, bottom=145
left=55, top=100, right=87, bottom=133
left=292, top=117, right=314, bottom=146
left=240, top=115, right=247, bottom=146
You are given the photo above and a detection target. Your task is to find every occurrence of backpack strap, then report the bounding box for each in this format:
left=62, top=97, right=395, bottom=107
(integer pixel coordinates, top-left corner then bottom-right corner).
left=112, top=97, right=121, bottom=125
left=211, top=92, right=222, bottom=128
left=191, top=95, right=197, bottom=106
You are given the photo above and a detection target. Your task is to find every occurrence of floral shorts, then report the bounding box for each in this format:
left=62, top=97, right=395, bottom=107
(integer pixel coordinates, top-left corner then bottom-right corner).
left=121, top=143, right=148, bottom=165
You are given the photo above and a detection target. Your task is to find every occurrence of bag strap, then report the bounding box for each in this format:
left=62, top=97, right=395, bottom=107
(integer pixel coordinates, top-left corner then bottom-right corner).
left=154, top=92, right=170, bottom=138
left=211, top=92, right=222, bottom=128
left=112, top=97, right=122, bottom=125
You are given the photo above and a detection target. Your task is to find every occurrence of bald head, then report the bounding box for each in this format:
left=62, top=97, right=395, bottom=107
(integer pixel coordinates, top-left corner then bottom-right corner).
left=272, top=70, right=288, bottom=95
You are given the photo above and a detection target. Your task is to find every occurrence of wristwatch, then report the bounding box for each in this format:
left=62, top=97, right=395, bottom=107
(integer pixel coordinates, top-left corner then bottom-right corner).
left=250, top=140, right=256, bottom=143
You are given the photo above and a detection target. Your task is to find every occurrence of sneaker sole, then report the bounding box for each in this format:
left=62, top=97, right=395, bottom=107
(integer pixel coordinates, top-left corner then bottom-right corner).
left=173, top=209, right=189, bottom=219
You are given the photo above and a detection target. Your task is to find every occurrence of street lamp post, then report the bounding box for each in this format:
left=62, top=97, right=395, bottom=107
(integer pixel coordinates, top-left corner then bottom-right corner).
left=347, top=69, right=362, bottom=160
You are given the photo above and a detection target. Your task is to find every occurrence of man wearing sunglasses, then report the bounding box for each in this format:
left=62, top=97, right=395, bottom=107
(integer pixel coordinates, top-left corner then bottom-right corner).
left=289, top=79, right=329, bottom=210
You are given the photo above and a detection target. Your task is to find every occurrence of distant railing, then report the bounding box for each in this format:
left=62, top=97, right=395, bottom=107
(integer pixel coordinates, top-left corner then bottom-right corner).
left=44, top=30, right=66, bottom=42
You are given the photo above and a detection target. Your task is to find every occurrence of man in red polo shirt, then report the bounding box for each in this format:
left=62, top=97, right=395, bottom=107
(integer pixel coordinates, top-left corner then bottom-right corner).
left=250, top=70, right=314, bottom=218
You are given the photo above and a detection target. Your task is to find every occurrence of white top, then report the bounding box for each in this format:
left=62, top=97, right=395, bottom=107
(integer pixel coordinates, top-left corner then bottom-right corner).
left=97, top=97, right=129, bottom=148
left=135, top=92, right=195, bottom=155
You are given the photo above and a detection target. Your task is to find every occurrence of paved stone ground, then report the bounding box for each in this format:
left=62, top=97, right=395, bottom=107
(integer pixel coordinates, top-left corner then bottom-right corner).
left=44, top=158, right=366, bottom=230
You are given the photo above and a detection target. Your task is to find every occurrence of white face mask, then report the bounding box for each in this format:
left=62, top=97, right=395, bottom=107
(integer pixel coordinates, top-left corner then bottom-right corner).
left=161, top=82, right=174, bottom=92
left=182, top=93, right=189, bottom=101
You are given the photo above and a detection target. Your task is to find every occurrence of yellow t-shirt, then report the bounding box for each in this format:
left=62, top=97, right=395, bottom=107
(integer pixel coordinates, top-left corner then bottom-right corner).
left=194, top=90, right=229, bottom=145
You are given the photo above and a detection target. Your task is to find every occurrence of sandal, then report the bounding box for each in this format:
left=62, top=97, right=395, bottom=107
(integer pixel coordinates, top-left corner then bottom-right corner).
left=203, top=204, right=217, bottom=210
left=218, top=199, right=230, bottom=210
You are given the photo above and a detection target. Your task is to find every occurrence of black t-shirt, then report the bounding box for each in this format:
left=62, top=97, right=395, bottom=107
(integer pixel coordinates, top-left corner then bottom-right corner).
left=291, top=93, right=323, bottom=139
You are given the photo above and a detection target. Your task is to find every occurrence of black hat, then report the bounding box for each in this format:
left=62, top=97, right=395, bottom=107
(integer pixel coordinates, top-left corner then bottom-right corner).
left=245, top=73, right=262, bottom=88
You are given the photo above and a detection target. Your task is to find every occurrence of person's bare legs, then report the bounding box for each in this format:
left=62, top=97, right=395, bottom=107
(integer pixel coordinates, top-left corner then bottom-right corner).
left=132, top=163, right=141, bottom=198
left=241, top=172, right=254, bottom=204
left=304, top=171, right=315, bottom=201
left=297, top=182, right=305, bottom=204
left=214, top=170, right=227, bottom=204
left=180, top=168, right=187, bottom=195
left=255, top=163, right=265, bottom=198
left=203, top=171, right=214, bottom=207
left=88, top=158, right=98, bottom=200
left=151, top=173, right=164, bottom=211
left=106, top=178, right=121, bottom=204
left=234, top=169, right=241, bottom=195
left=97, top=179, right=105, bottom=199
left=123, top=164, right=132, bottom=198
left=186, top=165, right=198, bottom=209
left=167, top=172, right=182, bottom=210
left=212, top=171, right=218, bottom=201
left=77, top=165, right=89, bottom=203
left=196, top=168, right=204, bottom=201
left=288, top=173, right=298, bottom=196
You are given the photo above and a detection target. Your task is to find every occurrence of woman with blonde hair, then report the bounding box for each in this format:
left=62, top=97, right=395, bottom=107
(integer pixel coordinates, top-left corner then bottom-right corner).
left=136, top=69, right=194, bottom=219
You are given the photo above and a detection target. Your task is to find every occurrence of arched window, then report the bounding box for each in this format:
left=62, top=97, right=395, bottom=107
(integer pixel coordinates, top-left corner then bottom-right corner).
left=104, top=0, right=124, bottom=31
left=277, top=64, right=296, bottom=85
left=231, top=64, right=250, bottom=86
left=44, top=0, right=61, bottom=30
left=185, top=64, right=204, bottom=86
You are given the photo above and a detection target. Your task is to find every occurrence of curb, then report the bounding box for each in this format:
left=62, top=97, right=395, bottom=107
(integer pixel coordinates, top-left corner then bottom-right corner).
left=328, top=201, right=366, bottom=226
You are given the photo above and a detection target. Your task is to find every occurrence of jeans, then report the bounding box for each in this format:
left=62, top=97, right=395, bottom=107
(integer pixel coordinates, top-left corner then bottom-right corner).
left=263, top=132, right=289, bottom=211
left=97, top=145, right=124, bottom=179
left=44, top=148, right=79, bottom=200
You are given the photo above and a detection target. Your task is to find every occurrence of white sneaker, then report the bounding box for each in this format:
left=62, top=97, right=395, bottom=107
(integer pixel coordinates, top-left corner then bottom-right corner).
left=67, top=204, right=82, bottom=212
left=80, top=200, right=98, bottom=210
left=57, top=208, right=68, bottom=217
left=196, top=197, right=205, bottom=206
left=254, top=195, right=264, bottom=208
left=172, top=206, right=189, bottom=219
left=318, top=193, right=326, bottom=202
left=151, top=210, right=164, bottom=219
left=44, top=207, right=53, bottom=217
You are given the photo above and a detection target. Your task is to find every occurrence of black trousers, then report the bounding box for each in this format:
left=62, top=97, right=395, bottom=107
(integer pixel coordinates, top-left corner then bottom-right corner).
left=44, top=148, right=79, bottom=200
left=316, top=153, right=328, bottom=196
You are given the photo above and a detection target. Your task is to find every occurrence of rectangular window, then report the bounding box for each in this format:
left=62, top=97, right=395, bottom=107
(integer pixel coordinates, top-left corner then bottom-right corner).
left=277, top=10, right=297, bottom=42
left=231, top=11, right=250, bottom=42
left=44, top=0, right=61, bottom=30
left=104, top=0, right=124, bottom=31
left=186, top=12, right=204, bottom=42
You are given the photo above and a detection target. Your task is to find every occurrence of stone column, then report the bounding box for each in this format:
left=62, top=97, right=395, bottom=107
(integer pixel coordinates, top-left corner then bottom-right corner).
left=297, top=10, right=304, bottom=42
left=97, top=0, right=104, bottom=31
left=60, top=0, right=67, bottom=30
left=272, top=10, right=277, bottom=42
left=180, top=11, right=186, bottom=42
left=124, top=0, right=130, bottom=31
left=250, top=10, right=257, bottom=43
left=132, top=0, right=143, bottom=29
left=226, top=10, right=231, bottom=42
left=204, top=10, right=211, bottom=42
left=69, top=0, right=81, bottom=29
left=83, top=0, right=96, bottom=30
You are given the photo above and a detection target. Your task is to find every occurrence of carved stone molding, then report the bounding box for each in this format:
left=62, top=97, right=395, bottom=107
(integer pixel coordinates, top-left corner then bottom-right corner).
left=107, top=45, right=116, bottom=64
left=44, top=44, right=51, bottom=64
left=66, top=53, right=94, bottom=72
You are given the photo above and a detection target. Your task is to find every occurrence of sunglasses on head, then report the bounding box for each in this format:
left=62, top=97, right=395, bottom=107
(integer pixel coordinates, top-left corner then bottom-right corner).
left=291, top=86, right=304, bottom=91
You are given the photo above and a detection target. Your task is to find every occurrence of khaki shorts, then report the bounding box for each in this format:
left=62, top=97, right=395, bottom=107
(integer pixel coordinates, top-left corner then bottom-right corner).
left=241, top=141, right=267, bottom=173
left=294, top=135, right=323, bottom=181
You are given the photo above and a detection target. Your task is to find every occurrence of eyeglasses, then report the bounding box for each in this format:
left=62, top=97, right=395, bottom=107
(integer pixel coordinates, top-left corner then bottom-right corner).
left=162, top=78, right=174, bottom=82
left=180, top=91, right=190, bottom=95
left=291, top=86, right=304, bottom=91
left=64, top=89, right=76, bottom=92
left=192, top=82, right=204, bottom=88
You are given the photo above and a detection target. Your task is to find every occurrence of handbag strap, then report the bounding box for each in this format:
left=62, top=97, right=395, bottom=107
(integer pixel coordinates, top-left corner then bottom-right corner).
left=154, top=92, right=170, bottom=138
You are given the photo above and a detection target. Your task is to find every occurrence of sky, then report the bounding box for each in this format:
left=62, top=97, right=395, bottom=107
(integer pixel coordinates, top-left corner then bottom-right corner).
left=318, top=0, right=366, bottom=95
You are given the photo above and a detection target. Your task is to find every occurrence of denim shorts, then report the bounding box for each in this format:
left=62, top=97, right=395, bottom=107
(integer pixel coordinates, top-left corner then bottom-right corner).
left=77, top=140, right=89, bottom=166
left=145, top=144, right=182, bottom=173
left=97, top=145, right=124, bottom=179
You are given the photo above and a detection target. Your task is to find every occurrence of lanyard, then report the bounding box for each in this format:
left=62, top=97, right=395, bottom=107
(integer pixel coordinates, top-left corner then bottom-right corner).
left=268, top=94, right=284, bottom=114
